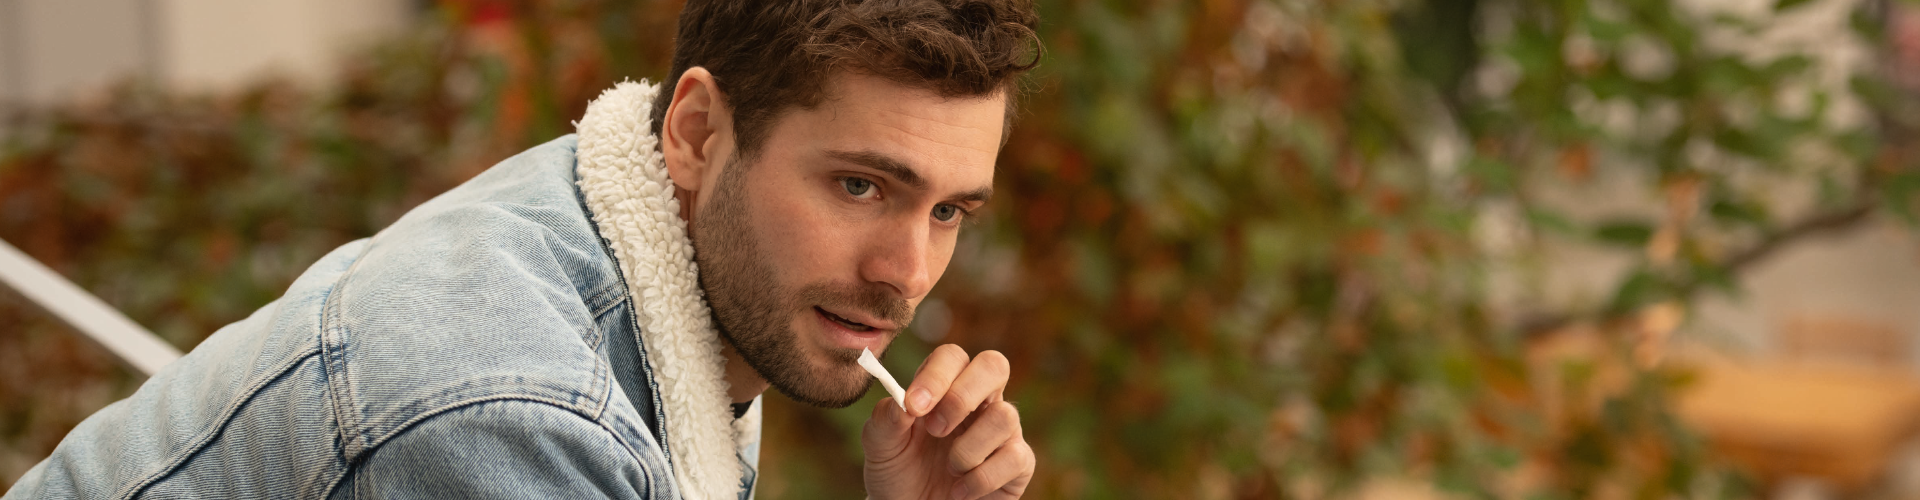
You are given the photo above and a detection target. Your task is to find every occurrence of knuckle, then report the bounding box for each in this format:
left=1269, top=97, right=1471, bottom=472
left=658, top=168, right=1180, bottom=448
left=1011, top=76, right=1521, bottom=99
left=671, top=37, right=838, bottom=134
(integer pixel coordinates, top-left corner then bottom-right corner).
left=960, top=407, right=1009, bottom=438
left=918, top=346, right=969, bottom=383
left=934, top=344, right=970, bottom=363
left=1015, top=441, right=1037, bottom=470
left=976, top=350, right=1010, bottom=376
left=947, top=451, right=972, bottom=474
left=950, top=439, right=991, bottom=473
left=963, top=469, right=1000, bottom=497
left=943, top=385, right=981, bottom=406
left=985, top=402, right=1019, bottom=429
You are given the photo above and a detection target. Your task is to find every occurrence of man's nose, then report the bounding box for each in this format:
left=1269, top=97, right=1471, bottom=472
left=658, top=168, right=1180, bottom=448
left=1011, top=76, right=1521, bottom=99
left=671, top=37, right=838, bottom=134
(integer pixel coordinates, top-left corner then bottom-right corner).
left=860, top=216, right=932, bottom=300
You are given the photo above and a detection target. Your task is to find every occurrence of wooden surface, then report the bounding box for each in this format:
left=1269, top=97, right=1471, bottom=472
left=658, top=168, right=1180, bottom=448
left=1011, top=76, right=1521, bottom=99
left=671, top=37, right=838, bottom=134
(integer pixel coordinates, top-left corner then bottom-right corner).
left=1675, top=358, right=1920, bottom=488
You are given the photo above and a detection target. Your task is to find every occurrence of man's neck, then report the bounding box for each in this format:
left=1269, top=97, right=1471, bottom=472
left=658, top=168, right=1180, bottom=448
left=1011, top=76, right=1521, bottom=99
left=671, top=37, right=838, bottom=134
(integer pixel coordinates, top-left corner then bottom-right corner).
left=720, top=344, right=770, bottom=403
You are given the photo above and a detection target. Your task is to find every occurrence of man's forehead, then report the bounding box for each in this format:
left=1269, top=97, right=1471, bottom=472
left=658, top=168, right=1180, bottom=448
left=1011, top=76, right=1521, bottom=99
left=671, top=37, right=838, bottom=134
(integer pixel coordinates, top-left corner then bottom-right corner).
left=819, top=74, right=1005, bottom=147
left=792, top=73, right=1006, bottom=183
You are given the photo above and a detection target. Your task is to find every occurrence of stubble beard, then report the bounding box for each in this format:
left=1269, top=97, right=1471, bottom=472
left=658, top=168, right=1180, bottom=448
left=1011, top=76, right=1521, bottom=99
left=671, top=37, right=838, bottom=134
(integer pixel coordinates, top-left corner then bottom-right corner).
left=689, top=157, right=913, bottom=408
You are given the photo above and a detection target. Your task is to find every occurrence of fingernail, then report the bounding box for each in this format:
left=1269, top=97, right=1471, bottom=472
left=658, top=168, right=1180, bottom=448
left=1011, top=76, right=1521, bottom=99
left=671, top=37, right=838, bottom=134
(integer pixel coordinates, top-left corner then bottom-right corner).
left=950, top=486, right=968, bottom=500
left=928, top=413, right=948, bottom=437
left=910, top=389, right=933, bottom=415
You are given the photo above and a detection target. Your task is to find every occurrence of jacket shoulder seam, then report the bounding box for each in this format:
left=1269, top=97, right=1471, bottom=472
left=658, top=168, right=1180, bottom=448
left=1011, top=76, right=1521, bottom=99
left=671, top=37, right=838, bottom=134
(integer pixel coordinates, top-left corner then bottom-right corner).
left=319, top=238, right=378, bottom=460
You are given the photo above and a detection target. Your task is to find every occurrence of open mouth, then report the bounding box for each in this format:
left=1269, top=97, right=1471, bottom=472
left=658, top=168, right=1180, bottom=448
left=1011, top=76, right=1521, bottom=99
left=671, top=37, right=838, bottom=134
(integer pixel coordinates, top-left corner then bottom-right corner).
left=815, top=306, right=875, bottom=332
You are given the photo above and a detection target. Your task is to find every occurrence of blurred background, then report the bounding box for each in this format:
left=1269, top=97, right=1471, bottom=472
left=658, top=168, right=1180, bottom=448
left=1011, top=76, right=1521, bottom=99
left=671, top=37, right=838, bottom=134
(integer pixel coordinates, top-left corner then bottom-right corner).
left=7, top=0, right=1920, bottom=498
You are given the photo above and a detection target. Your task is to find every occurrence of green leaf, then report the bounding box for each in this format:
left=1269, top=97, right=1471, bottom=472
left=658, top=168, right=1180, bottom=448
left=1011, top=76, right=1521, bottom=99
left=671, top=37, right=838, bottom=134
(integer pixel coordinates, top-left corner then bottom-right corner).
left=1758, top=55, right=1814, bottom=79
left=1526, top=208, right=1579, bottom=235
left=1593, top=220, right=1655, bottom=247
left=1691, top=262, right=1742, bottom=296
left=1707, top=198, right=1768, bottom=227
left=1881, top=172, right=1920, bottom=227
left=1607, top=270, right=1667, bottom=314
left=1465, top=156, right=1518, bottom=192
left=1774, top=0, right=1818, bottom=14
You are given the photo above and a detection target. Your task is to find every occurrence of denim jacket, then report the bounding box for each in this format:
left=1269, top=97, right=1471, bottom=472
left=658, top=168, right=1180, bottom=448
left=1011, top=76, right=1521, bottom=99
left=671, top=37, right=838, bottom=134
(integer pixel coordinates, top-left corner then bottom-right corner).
left=6, top=82, right=761, bottom=499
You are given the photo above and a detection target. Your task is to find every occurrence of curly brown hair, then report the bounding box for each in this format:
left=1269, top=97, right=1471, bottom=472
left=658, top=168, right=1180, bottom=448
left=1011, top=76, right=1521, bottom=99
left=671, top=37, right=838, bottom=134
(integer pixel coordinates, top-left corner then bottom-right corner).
left=649, top=0, right=1041, bottom=158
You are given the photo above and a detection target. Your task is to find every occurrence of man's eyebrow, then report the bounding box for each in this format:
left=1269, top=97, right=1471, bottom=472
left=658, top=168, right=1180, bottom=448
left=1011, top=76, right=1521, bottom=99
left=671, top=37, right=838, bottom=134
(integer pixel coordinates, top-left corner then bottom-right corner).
left=826, top=149, right=927, bottom=189
left=825, top=149, right=995, bottom=204
left=953, top=186, right=994, bottom=204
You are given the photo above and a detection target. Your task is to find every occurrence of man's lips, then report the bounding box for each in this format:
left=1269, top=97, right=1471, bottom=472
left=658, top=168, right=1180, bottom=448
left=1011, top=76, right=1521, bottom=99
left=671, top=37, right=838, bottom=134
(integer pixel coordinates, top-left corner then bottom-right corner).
left=814, top=306, right=898, bottom=333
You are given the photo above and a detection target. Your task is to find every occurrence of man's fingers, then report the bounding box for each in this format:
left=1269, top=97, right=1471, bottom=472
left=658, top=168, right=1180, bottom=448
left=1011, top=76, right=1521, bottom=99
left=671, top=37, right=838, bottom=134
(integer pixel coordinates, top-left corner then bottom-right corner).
left=860, top=396, right=915, bottom=463
left=906, top=344, right=971, bottom=417
left=928, top=350, right=1008, bottom=437
left=953, top=439, right=1035, bottom=500
left=947, top=401, right=1021, bottom=475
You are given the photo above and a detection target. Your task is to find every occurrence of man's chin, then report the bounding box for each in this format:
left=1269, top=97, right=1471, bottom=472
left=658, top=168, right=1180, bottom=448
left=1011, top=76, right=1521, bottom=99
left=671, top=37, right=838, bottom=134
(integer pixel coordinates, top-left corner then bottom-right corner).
left=768, top=363, right=872, bottom=409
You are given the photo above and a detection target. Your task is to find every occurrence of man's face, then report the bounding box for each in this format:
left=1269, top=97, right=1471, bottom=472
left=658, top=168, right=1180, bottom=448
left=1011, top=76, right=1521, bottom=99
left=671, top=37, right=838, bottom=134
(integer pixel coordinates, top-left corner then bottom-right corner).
left=689, top=73, right=1004, bottom=408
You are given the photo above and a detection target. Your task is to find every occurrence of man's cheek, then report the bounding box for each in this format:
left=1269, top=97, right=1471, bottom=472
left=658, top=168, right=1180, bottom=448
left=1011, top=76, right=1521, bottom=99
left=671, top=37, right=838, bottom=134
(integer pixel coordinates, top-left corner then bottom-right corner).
left=749, top=193, right=825, bottom=272
left=777, top=208, right=861, bottom=274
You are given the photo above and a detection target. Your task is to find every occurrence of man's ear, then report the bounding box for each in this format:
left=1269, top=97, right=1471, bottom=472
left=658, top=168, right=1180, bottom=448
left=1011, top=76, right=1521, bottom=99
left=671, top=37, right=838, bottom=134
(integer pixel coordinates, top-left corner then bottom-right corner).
left=661, top=67, right=731, bottom=197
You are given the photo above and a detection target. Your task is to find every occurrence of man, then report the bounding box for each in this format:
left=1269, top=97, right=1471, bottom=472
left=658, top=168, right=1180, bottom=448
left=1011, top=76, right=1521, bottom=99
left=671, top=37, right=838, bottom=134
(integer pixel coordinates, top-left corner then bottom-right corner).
left=4, top=0, right=1039, bottom=498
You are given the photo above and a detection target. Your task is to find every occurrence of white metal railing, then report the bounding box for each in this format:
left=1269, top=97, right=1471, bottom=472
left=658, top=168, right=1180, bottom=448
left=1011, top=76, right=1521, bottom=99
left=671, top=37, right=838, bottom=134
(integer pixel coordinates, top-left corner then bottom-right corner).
left=0, top=238, right=180, bottom=376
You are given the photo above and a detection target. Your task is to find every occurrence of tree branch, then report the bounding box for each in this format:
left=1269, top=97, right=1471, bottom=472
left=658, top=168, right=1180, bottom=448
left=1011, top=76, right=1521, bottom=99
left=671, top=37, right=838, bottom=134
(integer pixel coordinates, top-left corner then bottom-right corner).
left=1516, top=202, right=1878, bottom=339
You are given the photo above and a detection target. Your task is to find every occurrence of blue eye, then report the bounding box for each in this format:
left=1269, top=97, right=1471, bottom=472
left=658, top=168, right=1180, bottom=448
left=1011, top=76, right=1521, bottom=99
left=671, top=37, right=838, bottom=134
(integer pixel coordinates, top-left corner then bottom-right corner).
left=933, top=204, right=961, bottom=222
left=842, top=178, right=876, bottom=199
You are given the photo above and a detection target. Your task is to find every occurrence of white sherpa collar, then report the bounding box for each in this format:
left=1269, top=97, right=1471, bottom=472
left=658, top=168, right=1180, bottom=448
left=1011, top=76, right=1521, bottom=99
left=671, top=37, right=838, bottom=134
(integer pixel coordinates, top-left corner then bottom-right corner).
left=574, top=81, right=754, bottom=500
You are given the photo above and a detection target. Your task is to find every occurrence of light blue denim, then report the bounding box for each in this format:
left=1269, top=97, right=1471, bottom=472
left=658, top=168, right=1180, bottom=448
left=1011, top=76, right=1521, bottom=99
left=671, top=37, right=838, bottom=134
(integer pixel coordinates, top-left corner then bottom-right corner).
left=4, top=136, right=758, bottom=499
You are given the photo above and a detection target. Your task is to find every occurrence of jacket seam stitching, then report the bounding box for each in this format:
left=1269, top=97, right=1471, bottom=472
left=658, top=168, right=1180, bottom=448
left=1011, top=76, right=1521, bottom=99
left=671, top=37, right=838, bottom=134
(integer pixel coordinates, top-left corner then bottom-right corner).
left=586, top=401, right=656, bottom=494
left=320, top=240, right=377, bottom=462
left=586, top=281, right=624, bottom=318
left=571, top=156, right=674, bottom=474
left=587, top=336, right=613, bottom=420
left=625, top=294, right=671, bottom=473
left=112, top=348, right=323, bottom=500
left=337, top=398, right=652, bottom=497
left=355, top=395, right=637, bottom=461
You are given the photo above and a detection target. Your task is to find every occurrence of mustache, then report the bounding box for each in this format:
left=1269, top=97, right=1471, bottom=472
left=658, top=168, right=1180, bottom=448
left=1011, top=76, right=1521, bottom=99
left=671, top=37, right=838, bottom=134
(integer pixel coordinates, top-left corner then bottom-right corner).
left=797, top=281, right=913, bottom=328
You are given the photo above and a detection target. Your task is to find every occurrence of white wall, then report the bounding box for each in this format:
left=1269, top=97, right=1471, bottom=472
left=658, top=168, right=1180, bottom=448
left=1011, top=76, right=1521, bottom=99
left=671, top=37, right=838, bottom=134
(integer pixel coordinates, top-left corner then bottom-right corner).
left=0, top=0, right=152, bottom=105
left=0, top=0, right=411, bottom=107
left=1693, top=222, right=1920, bottom=356
left=159, top=0, right=410, bottom=93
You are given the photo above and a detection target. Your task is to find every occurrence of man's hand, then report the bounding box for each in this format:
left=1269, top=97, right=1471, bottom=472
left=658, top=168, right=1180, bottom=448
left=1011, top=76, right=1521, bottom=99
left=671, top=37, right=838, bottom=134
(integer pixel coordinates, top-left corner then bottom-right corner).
left=863, top=345, right=1035, bottom=499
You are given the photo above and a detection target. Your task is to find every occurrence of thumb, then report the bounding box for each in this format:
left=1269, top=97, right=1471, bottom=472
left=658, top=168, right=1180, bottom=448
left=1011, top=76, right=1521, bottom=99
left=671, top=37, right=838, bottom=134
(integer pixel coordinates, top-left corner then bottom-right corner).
left=862, top=397, right=916, bottom=462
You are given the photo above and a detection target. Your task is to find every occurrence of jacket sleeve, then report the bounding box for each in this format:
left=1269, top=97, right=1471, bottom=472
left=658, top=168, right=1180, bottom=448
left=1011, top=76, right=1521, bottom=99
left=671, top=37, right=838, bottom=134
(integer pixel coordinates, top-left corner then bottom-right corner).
left=343, top=399, right=654, bottom=499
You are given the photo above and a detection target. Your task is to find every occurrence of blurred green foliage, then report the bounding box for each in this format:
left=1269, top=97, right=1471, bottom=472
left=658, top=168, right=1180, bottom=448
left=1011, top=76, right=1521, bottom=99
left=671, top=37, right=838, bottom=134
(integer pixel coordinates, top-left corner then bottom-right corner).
left=5, top=0, right=1917, bottom=498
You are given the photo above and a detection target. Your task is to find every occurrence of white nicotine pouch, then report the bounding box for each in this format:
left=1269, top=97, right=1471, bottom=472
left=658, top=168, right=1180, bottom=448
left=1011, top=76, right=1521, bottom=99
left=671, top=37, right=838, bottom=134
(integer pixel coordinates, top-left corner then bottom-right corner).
left=858, top=348, right=908, bottom=411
